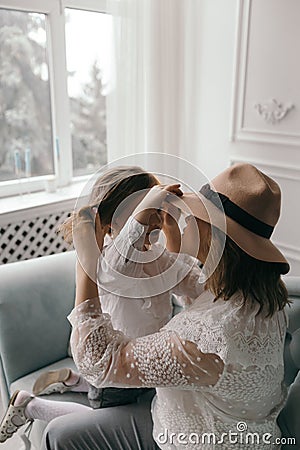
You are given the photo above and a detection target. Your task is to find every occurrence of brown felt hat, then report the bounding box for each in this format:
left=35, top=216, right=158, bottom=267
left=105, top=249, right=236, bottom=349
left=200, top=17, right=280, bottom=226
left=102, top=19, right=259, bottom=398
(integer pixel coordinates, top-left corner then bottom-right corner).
left=171, top=163, right=289, bottom=274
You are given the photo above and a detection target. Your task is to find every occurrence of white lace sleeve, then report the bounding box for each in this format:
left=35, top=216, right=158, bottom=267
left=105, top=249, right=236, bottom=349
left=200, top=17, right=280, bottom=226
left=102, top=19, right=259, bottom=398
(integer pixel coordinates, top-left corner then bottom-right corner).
left=142, top=249, right=205, bottom=305
left=99, top=216, right=204, bottom=301
left=169, top=253, right=205, bottom=302
left=68, top=298, right=224, bottom=389
left=98, top=217, right=149, bottom=298
left=113, top=215, right=147, bottom=252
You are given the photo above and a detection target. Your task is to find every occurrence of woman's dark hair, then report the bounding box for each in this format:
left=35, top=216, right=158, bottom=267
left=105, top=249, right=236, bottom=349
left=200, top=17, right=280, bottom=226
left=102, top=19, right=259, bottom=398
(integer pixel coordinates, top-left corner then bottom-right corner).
left=206, top=226, right=289, bottom=316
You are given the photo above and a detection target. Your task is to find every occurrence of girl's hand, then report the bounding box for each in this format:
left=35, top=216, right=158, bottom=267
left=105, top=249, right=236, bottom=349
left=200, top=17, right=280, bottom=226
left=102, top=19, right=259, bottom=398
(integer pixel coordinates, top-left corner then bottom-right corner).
left=133, top=184, right=183, bottom=225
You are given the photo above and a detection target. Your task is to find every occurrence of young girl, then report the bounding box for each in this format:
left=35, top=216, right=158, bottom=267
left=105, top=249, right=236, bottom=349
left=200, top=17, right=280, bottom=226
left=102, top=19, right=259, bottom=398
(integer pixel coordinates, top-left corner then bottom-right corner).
left=37, top=163, right=289, bottom=450
left=0, top=166, right=203, bottom=445
left=33, top=167, right=200, bottom=405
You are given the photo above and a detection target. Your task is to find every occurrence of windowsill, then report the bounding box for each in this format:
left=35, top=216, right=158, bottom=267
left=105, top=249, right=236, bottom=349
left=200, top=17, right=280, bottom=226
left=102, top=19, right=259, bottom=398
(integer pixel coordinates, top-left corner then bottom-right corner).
left=0, top=180, right=88, bottom=215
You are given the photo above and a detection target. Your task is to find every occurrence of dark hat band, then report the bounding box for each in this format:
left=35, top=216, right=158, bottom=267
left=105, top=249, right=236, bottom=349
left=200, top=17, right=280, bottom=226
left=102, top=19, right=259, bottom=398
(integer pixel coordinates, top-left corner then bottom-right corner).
left=199, top=183, right=274, bottom=239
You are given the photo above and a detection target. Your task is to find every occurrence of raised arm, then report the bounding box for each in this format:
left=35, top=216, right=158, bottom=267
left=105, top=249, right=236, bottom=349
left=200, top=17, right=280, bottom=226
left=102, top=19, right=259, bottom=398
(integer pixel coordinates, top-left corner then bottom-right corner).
left=72, top=207, right=106, bottom=306
left=162, top=202, right=182, bottom=253
left=133, top=184, right=182, bottom=225
left=68, top=297, right=224, bottom=390
left=69, top=197, right=223, bottom=388
left=70, top=203, right=224, bottom=391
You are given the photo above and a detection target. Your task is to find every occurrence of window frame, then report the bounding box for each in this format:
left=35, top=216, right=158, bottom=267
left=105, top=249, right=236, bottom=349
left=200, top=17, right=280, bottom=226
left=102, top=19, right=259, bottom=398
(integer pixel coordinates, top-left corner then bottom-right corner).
left=0, top=0, right=108, bottom=198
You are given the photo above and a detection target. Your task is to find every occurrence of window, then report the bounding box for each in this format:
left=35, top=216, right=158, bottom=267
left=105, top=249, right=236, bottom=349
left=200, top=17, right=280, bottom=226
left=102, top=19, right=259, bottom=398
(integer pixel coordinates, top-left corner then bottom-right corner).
left=65, top=8, right=111, bottom=176
left=0, top=0, right=110, bottom=198
left=0, top=9, right=54, bottom=182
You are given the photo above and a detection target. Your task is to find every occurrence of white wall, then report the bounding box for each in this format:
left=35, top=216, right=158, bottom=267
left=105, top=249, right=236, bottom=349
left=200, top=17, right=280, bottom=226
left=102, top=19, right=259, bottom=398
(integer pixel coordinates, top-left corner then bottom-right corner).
left=195, top=0, right=300, bottom=275
left=194, top=0, right=237, bottom=179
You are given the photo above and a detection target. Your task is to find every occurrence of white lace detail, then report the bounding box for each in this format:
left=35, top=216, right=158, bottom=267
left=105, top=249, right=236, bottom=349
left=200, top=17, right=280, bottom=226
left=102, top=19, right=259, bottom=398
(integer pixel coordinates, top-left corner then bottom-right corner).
left=68, top=299, right=223, bottom=389
left=69, top=285, right=287, bottom=450
left=229, top=331, right=284, bottom=367
left=96, top=216, right=203, bottom=338
left=210, top=364, right=285, bottom=402
left=164, top=309, right=228, bottom=361
left=164, top=291, right=286, bottom=369
left=130, top=332, right=189, bottom=387
left=154, top=403, right=282, bottom=450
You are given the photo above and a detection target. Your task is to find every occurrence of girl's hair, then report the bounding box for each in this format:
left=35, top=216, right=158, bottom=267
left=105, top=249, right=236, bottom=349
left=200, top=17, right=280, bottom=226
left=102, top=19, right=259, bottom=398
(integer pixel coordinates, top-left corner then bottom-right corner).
left=205, top=225, right=289, bottom=316
left=58, top=166, right=159, bottom=243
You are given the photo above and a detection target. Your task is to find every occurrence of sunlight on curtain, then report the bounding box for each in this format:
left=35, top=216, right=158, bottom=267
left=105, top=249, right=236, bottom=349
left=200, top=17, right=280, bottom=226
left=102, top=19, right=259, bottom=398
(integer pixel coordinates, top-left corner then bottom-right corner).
left=106, top=0, right=203, bottom=175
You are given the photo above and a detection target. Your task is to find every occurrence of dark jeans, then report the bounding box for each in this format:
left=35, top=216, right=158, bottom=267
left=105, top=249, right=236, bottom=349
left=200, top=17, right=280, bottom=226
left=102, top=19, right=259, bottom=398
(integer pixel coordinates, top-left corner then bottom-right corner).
left=88, top=385, right=151, bottom=409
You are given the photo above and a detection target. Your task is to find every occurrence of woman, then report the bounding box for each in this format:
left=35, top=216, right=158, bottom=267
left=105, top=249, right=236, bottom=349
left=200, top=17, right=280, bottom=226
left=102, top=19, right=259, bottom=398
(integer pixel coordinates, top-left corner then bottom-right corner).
left=53, top=163, right=289, bottom=449
left=3, top=163, right=288, bottom=449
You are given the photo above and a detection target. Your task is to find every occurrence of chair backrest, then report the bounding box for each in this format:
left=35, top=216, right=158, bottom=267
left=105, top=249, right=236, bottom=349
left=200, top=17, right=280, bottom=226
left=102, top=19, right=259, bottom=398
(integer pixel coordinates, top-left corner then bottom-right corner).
left=0, top=251, right=76, bottom=400
left=283, top=277, right=300, bottom=385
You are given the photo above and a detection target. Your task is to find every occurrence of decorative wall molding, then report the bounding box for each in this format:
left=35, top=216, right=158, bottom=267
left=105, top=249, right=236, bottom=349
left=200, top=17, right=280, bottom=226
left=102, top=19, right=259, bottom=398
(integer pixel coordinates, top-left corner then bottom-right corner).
left=230, top=0, right=300, bottom=276
left=230, top=0, right=300, bottom=147
left=231, top=129, right=300, bottom=147
left=255, top=99, right=294, bottom=125
left=230, top=157, right=300, bottom=182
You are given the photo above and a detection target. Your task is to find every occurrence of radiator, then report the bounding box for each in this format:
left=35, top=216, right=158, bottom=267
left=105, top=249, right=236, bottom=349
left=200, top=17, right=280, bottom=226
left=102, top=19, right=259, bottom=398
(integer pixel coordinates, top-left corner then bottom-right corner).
left=0, top=200, right=74, bottom=264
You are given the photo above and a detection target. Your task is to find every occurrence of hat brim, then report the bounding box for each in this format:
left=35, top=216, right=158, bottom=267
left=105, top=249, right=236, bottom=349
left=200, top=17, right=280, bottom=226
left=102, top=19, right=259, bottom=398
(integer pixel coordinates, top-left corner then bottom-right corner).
left=170, top=192, right=290, bottom=274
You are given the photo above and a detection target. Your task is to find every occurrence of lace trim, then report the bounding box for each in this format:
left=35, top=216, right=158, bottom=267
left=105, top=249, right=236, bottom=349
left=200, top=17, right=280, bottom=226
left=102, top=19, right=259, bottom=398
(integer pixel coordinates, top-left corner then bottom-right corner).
left=209, top=364, right=285, bottom=402
left=154, top=406, right=282, bottom=450
left=164, top=297, right=286, bottom=369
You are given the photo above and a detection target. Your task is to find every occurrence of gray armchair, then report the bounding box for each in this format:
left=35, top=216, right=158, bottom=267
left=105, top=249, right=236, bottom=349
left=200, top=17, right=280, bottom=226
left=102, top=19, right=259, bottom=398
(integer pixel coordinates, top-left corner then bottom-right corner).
left=278, top=276, right=300, bottom=448
left=0, top=251, right=89, bottom=448
left=0, top=251, right=299, bottom=448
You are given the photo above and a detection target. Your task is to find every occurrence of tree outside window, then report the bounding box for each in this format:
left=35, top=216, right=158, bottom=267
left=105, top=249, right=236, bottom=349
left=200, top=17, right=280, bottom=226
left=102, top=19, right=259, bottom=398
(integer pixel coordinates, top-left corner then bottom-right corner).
left=0, top=4, right=110, bottom=194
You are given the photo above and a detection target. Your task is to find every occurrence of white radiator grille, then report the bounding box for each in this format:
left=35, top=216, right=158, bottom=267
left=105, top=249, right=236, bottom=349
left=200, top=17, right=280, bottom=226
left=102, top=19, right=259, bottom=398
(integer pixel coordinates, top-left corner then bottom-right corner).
left=0, top=210, right=72, bottom=264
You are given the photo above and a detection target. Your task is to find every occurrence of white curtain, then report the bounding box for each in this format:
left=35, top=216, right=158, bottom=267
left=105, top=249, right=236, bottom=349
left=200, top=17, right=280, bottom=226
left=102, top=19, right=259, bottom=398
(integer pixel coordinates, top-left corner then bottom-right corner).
left=106, top=0, right=203, bottom=174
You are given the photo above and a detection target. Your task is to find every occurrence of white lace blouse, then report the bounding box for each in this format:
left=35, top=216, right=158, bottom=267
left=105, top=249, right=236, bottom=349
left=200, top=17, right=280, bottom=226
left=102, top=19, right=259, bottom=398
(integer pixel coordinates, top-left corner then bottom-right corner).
left=97, top=217, right=203, bottom=338
left=69, top=218, right=287, bottom=449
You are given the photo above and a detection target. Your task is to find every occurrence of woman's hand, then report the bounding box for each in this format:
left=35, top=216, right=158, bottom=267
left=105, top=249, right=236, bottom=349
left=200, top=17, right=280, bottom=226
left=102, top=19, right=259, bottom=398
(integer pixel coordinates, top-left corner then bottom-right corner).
left=162, top=202, right=182, bottom=253
left=133, top=184, right=183, bottom=226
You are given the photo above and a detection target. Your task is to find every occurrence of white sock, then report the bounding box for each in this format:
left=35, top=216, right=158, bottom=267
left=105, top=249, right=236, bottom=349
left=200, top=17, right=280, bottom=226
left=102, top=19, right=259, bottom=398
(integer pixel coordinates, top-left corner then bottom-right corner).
left=15, top=390, right=91, bottom=423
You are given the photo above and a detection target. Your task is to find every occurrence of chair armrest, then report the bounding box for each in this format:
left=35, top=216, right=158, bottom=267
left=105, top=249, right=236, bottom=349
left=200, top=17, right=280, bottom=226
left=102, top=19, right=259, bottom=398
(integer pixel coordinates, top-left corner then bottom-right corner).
left=284, top=276, right=300, bottom=385
left=0, top=251, right=76, bottom=398
left=283, top=276, right=300, bottom=297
